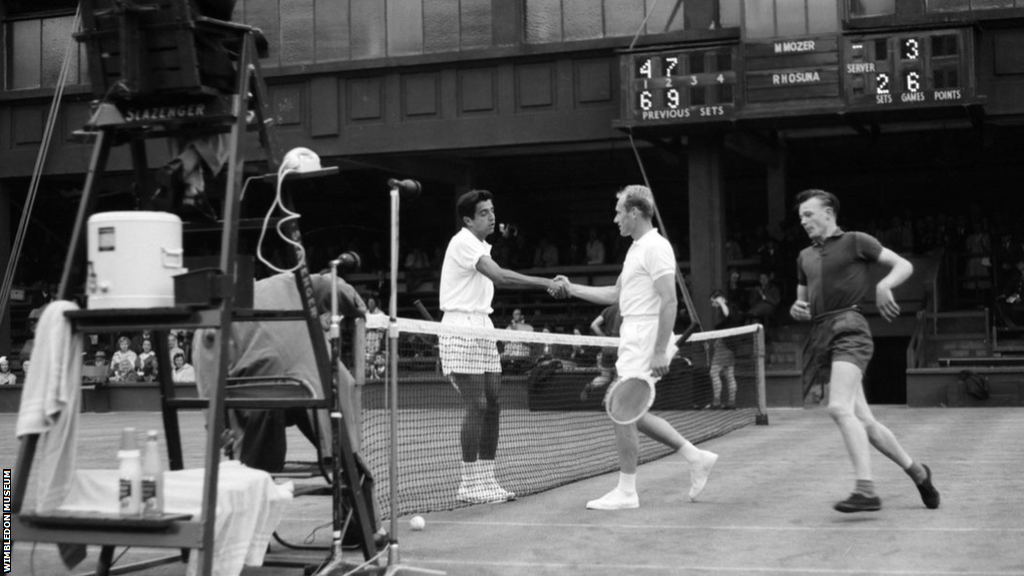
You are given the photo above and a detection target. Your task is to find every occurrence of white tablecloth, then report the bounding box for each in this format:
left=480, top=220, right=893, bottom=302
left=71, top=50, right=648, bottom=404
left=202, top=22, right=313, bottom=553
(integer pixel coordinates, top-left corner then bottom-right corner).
left=59, top=461, right=293, bottom=576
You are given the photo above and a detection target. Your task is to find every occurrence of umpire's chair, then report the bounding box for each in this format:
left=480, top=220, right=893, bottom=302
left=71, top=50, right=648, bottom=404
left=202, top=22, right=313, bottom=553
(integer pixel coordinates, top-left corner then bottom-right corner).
left=11, top=2, right=379, bottom=576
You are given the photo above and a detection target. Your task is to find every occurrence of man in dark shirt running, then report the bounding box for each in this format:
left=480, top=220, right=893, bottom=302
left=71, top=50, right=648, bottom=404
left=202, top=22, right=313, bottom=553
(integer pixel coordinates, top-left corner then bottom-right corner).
left=791, top=189, right=940, bottom=513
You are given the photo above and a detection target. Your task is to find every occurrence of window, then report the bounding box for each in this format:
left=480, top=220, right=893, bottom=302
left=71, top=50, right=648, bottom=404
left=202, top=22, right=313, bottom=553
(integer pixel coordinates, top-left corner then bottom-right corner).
left=4, top=0, right=78, bottom=19
left=848, top=0, right=897, bottom=17
left=743, top=0, right=840, bottom=39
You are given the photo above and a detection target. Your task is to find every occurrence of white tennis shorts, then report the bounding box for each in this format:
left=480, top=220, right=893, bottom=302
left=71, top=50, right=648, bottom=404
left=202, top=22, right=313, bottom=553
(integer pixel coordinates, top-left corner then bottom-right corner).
left=615, top=316, right=678, bottom=386
left=439, top=311, right=501, bottom=375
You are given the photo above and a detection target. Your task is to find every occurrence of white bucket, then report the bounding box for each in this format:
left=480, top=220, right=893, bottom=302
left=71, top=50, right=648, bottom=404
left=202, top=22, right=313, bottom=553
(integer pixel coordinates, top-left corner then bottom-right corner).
left=87, top=211, right=185, bottom=309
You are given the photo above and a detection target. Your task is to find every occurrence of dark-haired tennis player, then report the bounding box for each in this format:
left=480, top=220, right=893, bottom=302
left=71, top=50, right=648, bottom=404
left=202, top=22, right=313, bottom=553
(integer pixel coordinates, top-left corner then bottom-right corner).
left=792, top=189, right=940, bottom=513
left=440, top=189, right=565, bottom=504
left=556, top=185, right=718, bottom=510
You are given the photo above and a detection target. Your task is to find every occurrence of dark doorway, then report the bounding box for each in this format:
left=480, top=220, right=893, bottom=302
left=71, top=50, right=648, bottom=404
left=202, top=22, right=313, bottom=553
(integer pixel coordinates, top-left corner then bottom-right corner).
left=864, top=336, right=910, bottom=404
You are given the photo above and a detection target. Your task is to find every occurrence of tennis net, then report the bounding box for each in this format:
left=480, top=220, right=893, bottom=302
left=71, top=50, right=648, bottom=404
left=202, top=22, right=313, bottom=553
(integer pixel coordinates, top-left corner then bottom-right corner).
left=357, top=315, right=765, bottom=519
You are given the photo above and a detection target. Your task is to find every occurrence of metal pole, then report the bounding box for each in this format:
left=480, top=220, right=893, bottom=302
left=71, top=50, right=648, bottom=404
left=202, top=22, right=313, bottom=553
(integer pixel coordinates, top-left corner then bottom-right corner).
left=387, top=185, right=402, bottom=564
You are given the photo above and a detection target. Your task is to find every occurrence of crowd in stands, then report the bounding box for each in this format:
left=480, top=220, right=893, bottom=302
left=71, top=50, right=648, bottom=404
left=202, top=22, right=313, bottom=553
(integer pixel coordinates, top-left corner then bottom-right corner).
left=79, top=329, right=196, bottom=384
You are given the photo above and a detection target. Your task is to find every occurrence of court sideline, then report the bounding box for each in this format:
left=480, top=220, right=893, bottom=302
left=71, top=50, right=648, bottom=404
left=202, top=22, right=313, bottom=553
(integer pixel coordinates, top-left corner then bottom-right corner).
left=5, top=406, right=1023, bottom=575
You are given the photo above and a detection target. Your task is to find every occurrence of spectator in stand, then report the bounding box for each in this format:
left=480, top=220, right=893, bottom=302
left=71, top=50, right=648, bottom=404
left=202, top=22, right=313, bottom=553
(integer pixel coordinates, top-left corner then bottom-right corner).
left=586, top=227, right=606, bottom=265
left=533, top=236, right=560, bottom=268
left=136, top=338, right=158, bottom=382
left=404, top=245, right=431, bottom=271
left=110, top=336, right=139, bottom=383
left=757, top=237, right=784, bottom=280
left=171, top=352, right=196, bottom=383
left=964, top=218, right=992, bottom=291
left=726, top=268, right=748, bottom=313
left=18, top=306, right=44, bottom=367
left=581, top=302, right=621, bottom=399
left=131, top=330, right=153, bottom=355
left=83, top=350, right=110, bottom=385
left=168, top=332, right=185, bottom=366
left=0, top=356, right=18, bottom=385
left=364, top=296, right=387, bottom=364
left=725, top=232, right=745, bottom=261
left=501, top=308, right=533, bottom=363
left=404, top=243, right=433, bottom=292
left=748, top=271, right=782, bottom=327
left=368, top=351, right=387, bottom=380
left=366, top=296, right=385, bottom=316
left=993, top=230, right=1018, bottom=276
left=708, top=290, right=745, bottom=410
left=994, top=256, right=1024, bottom=328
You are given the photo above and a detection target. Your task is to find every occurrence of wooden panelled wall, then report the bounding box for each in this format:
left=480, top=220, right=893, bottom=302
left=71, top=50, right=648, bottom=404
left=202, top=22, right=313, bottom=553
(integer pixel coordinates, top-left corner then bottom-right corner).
left=1, top=0, right=743, bottom=176
left=5, top=1, right=746, bottom=92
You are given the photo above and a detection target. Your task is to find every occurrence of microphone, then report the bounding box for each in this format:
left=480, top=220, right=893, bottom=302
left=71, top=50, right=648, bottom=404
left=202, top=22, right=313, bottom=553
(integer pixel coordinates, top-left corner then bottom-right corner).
left=387, top=178, right=422, bottom=198
left=333, top=251, right=361, bottom=274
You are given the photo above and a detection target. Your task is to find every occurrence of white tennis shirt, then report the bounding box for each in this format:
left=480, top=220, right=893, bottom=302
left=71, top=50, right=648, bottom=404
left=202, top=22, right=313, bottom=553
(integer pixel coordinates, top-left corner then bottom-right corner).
left=440, top=227, right=494, bottom=314
left=619, top=228, right=676, bottom=317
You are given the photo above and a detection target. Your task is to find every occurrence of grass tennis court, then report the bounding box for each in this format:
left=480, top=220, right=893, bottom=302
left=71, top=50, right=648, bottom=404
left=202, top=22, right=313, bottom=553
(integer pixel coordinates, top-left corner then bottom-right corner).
left=6, top=406, right=1023, bottom=575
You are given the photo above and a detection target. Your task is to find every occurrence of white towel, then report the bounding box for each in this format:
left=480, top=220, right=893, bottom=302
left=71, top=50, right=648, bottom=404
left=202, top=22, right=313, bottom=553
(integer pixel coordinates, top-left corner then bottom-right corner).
left=16, top=300, right=83, bottom=512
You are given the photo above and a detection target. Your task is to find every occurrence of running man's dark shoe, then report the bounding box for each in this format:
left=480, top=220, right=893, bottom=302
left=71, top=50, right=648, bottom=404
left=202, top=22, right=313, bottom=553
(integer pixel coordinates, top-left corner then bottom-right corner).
left=834, top=492, right=882, bottom=513
left=916, top=464, right=940, bottom=509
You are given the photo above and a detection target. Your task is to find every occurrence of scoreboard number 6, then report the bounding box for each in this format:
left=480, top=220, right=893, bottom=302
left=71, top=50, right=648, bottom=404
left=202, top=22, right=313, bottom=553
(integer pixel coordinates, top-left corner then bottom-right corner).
left=640, top=90, right=653, bottom=111
left=905, top=71, right=920, bottom=93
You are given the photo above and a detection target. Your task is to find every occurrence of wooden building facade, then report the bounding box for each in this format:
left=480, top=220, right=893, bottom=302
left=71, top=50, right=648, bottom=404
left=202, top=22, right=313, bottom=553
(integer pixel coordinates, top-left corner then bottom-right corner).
left=3, top=0, right=1024, bottom=367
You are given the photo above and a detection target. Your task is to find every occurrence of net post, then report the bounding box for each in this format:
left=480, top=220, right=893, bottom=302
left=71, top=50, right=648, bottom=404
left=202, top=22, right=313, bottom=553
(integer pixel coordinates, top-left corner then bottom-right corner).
left=754, top=324, right=769, bottom=426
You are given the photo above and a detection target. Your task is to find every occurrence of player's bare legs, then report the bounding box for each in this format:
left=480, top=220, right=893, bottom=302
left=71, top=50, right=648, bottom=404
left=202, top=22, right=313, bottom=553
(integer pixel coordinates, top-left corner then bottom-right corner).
left=709, top=363, right=725, bottom=408
left=829, top=360, right=939, bottom=511
left=587, top=411, right=717, bottom=510
left=614, top=422, right=640, bottom=474
left=852, top=378, right=913, bottom=468
left=455, top=372, right=513, bottom=503
left=637, top=413, right=719, bottom=501
left=827, top=361, right=873, bottom=481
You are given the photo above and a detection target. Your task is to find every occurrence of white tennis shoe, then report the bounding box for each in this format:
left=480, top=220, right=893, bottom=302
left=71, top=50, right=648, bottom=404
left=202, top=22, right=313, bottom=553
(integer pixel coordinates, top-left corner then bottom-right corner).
left=457, top=480, right=513, bottom=504
left=688, top=450, right=719, bottom=501
left=586, top=488, right=639, bottom=510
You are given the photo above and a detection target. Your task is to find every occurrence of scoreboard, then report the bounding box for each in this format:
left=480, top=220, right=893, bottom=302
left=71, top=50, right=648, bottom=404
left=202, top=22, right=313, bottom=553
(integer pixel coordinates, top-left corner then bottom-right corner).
left=616, top=28, right=978, bottom=128
left=617, top=45, right=739, bottom=127
left=843, top=28, right=976, bottom=110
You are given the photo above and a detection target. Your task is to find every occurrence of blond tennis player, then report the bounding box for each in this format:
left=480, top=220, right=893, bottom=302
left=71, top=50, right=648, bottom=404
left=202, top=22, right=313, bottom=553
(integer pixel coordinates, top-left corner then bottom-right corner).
left=556, top=185, right=718, bottom=510
left=440, top=189, right=565, bottom=504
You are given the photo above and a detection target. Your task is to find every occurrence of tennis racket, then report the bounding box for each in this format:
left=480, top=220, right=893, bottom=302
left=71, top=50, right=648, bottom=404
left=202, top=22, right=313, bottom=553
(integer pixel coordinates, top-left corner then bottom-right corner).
left=603, top=327, right=696, bottom=424
left=605, top=377, right=655, bottom=425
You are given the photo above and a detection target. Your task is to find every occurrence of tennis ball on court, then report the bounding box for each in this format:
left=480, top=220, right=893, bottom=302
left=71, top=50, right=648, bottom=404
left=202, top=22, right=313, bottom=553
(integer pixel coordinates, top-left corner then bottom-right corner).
left=409, top=515, right=426, bottom=531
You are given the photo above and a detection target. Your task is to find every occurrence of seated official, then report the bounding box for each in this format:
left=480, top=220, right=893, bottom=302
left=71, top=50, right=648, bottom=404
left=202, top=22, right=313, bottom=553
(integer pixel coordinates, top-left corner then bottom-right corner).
left=193, top=269, right=366, bottom=473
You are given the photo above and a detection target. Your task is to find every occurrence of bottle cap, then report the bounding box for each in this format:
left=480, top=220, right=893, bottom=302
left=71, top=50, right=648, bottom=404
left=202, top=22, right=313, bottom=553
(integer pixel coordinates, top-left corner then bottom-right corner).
left=147, top=430, right=159, bottom=439
left=120, top=427, right=137, bottom=451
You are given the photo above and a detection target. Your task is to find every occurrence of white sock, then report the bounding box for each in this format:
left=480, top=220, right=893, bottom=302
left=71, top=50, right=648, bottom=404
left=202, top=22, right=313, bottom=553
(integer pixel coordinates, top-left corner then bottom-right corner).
left=480, top=459, right=496, bottom=481
left=617, top=472, right=636, bottom=493
left=462, top=461, right=480, bottom=484
left=676, top=441, right=702, bottom=464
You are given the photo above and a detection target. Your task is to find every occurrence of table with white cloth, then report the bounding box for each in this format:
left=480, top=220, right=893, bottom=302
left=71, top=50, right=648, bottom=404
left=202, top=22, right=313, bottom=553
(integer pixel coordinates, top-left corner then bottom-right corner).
left=57, top=461, right=293, bottom=576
